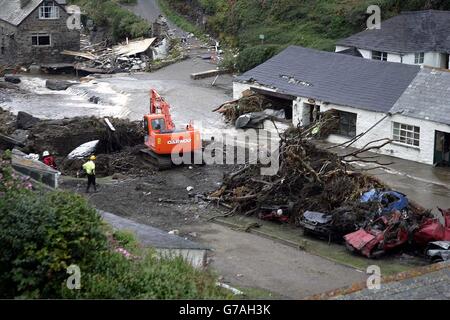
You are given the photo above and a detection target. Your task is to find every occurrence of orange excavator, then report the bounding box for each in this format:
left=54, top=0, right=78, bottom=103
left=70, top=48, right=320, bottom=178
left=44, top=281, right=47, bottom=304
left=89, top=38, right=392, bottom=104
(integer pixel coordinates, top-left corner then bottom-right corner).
left=141, top=89, right=202, bottom=170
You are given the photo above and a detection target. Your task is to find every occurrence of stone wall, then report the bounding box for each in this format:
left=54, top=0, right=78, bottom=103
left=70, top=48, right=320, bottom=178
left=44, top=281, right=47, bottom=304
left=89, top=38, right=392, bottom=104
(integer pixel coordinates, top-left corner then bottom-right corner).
left=0, top=21, right=17, bottom=66
left=0, top=1, right=80, bottom=66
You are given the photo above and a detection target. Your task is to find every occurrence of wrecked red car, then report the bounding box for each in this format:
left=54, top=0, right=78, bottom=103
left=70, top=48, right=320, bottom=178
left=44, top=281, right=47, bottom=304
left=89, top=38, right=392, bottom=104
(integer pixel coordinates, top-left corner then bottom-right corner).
left=414, top=208, right=450, bottom=247
left=344, top=211, right=409, bottom=258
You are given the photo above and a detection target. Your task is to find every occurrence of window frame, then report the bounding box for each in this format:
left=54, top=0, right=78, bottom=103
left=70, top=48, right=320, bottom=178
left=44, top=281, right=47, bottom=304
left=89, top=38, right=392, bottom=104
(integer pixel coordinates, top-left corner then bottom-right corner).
left=335, top=110, right=357, bottom=138
left=392, top=122, right=420, bottom=147
left=31, top=33, right=51, bottom=47
left=39, top=2, right=60, bottom=20
left=151, top=119, right=166, bottom=131
left=372, top=51, right=388, bottom=61
left=414, top=52, right=425, bottom=64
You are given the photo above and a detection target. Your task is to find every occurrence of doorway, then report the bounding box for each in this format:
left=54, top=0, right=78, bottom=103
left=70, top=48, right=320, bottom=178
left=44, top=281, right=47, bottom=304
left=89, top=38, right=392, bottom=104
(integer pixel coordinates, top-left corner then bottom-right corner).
left=434, top=131, right=450, bottom=167
left=302, top=103, right=320, bottom=126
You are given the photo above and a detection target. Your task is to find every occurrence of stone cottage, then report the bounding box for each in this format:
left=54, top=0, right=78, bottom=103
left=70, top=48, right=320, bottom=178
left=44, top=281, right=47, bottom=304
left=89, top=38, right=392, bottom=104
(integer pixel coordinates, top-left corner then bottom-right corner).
left=0, top=0, right=80, bottom=66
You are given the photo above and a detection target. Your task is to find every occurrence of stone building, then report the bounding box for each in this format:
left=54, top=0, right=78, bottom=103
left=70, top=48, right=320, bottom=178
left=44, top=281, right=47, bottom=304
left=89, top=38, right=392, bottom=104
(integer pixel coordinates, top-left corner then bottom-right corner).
left=0, top=0, right=80, bottom=66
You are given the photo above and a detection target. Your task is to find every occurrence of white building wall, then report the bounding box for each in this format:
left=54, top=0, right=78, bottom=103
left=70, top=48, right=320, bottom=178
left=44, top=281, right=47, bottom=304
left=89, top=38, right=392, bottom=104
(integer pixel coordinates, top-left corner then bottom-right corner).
left=387, top=53, right=402, bottom=63
left=358, top=49, right=372, bottom=59
left=336, top=46, right=449, bottom=68
left=424, top=52, right=438, bottom=67
left=402, top=53, right=416, bottom=65
left=335, top=45, right=350, bottom=52
left=234, top=81, right=450, bottom=165
left=294, top=98, right=450, bottom=165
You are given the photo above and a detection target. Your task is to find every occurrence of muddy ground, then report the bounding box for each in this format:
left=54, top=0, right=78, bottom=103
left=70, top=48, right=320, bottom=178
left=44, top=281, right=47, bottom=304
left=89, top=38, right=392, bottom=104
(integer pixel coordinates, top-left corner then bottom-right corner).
left=60, top=163, right=232, bottom=232
left=59, top=162, right=369, bottom=300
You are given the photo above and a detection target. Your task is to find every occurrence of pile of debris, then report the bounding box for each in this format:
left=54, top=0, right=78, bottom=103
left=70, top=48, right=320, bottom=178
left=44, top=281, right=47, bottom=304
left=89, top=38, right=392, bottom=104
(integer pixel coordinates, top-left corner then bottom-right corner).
left=214, top=90, right=288, bottom=128
left=210, top=126, right=438, bottom=258
left=59, top=145, right=153, bottom=178
left=63, top=37, right=158, bottom=74
left=24, top=116, right=144, bottom=157
left=0, top=111, right=150, bottom=177
left=211, top=126, right=386, bottom=218
left=22, top=116, right=146, bottom=177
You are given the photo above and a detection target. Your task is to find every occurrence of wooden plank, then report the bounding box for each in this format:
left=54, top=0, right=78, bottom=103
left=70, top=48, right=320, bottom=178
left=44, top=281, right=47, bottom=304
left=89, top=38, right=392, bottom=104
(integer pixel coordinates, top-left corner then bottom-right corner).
left=190, top=69, right=229, bottom=80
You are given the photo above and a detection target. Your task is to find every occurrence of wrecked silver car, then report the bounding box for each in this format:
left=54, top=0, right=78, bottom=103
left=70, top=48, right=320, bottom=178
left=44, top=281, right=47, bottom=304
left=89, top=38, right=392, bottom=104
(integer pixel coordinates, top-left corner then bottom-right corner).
left=426, top=241, right=450, bottom=263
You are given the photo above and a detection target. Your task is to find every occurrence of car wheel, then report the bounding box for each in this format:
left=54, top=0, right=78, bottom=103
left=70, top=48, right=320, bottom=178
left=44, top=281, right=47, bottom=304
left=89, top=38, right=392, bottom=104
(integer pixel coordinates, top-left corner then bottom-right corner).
left=431, top=257, right=444, bottom=264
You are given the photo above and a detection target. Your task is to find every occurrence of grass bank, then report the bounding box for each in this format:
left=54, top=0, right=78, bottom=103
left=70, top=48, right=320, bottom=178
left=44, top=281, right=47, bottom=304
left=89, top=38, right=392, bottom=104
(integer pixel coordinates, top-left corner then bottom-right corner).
left=69, top=0, right=150, bottom=42
left=162, top=0, right=450, bottom=71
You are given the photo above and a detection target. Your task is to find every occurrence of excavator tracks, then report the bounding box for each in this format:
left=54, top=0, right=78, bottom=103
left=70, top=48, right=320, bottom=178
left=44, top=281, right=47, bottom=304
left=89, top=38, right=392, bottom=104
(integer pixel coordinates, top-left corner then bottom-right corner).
left=140, top=148, right=173, bottom=171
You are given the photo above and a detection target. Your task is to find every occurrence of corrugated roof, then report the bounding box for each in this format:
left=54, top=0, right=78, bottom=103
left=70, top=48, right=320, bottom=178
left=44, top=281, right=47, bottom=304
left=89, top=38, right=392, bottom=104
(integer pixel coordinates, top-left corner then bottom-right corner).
left=237, top=46, right=420, bottom=113
left=338, top=10, right=450, bottom=54
left=391, top=68, right=450, bottom=125
left=0, top=0, right=67, bottom=26
left=112, top=38, right=156, bottom=57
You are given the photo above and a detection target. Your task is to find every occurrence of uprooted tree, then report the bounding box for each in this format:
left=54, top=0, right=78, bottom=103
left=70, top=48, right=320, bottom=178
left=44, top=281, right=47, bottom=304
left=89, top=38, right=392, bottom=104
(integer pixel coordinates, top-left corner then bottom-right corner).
left=210, top=125, right=428, bottom=235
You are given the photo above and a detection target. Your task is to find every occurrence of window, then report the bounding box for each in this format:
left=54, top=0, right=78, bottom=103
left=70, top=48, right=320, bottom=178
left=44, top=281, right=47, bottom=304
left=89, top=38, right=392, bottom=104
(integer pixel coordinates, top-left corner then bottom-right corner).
left=151, top=119, right=166, bottom=131
left=393, top=122, right=420, bottom=147
left=39, top=2, right=60, bottom=19
left=372, top=51, right=388, bottom=61
left=335, top=111, right=357, bottom=137
left=1, top=47, right=4, bottom=55
left=31, top=33, right=51, bottom=46
left=414, top=52, right=425, bottom=64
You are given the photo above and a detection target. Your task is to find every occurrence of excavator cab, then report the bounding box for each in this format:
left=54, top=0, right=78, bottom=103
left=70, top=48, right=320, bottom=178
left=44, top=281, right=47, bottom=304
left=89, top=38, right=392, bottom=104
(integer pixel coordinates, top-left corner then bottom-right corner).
left=151, top=118, right=166, bottom=132
left=144, top=115, right=168, bottom=135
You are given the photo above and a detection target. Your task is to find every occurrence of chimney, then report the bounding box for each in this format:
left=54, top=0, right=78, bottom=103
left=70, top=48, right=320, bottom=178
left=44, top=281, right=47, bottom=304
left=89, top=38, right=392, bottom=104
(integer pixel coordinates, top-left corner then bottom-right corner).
left=20, top=0, right=32, bottom=8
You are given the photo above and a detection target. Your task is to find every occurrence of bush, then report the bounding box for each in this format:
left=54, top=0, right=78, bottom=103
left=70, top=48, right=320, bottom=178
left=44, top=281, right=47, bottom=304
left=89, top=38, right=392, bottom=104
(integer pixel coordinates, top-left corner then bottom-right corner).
left=69, top=0, right=150, bottom=42
left=0, top=159, right=229, bottom=299
left=236, top=44, right=283, bottom=73
left=164, top=0, right=450, bottom=68
left=0, top=189, right=108, bottom=298
left=219, top=49, right=238, bottom=72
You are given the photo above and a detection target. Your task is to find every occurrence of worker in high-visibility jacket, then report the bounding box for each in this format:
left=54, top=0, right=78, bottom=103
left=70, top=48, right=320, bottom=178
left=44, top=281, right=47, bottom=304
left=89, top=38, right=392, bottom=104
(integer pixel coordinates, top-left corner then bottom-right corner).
left=82, top=155, right=97, bottom=193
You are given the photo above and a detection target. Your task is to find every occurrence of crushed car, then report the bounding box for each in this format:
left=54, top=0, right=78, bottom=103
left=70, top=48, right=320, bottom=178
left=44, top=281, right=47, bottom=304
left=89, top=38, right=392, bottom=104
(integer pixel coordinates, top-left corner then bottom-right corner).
left=344, top=211, right=409, bottom=258
left=360, top=189, right=409, bottom=216
left=414, top=208, right=450, bottom=247
left=299, top=211, right=334, bottom=239
left=426, top=241, right=450, bottom=263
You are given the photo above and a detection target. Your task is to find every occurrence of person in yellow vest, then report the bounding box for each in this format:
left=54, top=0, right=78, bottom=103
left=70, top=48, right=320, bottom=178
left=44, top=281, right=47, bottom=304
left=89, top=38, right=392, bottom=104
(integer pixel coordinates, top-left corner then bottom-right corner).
left=82, top=155, right=97, bottom=193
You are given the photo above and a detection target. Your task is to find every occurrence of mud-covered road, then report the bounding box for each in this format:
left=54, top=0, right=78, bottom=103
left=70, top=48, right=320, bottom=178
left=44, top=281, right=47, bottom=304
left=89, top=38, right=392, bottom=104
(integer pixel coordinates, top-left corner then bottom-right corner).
left=60, top=163, right=366, bottom=300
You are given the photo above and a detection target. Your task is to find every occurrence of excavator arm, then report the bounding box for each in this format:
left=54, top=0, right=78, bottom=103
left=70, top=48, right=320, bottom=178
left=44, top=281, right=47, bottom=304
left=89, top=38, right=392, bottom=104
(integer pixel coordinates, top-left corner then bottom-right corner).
left=150, top=89, right=176, bottom=131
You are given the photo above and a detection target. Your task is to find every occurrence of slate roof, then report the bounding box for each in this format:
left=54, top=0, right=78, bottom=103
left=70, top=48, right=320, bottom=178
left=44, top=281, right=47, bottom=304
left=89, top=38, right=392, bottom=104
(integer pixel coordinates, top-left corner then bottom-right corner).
left=0, top=0, right=66, bottom=26
left=391, top=68, right=450, bottom=125
left=100, top=211, right=210, bottom=250
left=338, top=10, right=450, bottom=54
left=237, top=46, right=421, bottom=113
